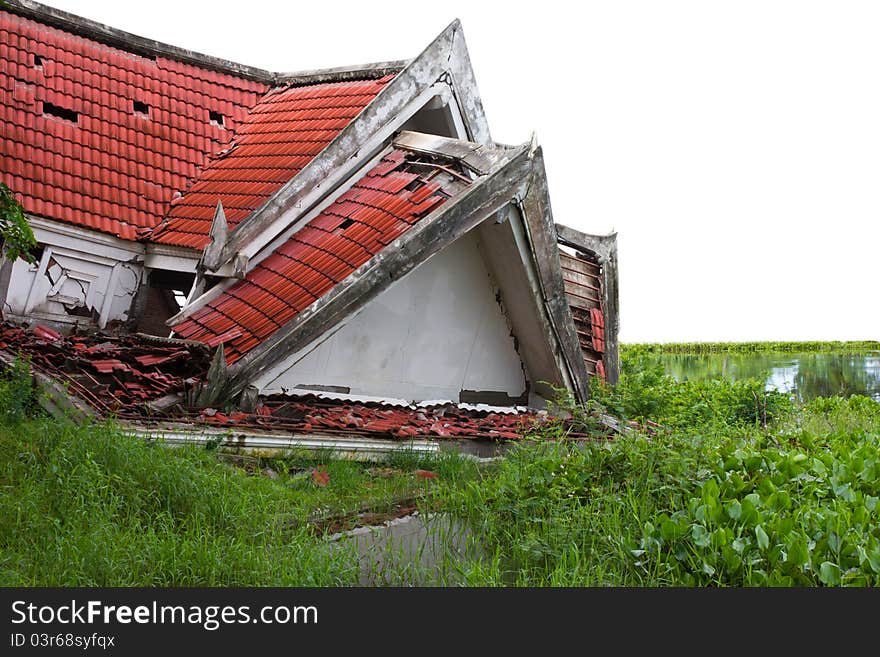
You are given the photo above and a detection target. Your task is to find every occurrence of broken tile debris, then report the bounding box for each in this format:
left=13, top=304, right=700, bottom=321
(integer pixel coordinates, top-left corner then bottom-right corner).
left=0, top=323, right=568, bottom=443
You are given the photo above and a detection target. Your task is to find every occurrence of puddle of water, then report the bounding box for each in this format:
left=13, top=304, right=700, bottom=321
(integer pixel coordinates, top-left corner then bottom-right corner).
left=652, top=351, right=880, bottom=402
left=328, top=513, right=481, bottom=586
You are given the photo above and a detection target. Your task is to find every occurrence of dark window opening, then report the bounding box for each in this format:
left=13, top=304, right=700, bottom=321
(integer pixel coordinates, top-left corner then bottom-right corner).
left=133, top=100, right=150, bottom=115
left=337, top=218, right=355, bottom=231
left=33, top=54, right=44, bottom=67
left=43, top=102, right=78, bottom=123
left=209, top=110, right=224, bottom=127
left=135, top=270, right=196, bottom=337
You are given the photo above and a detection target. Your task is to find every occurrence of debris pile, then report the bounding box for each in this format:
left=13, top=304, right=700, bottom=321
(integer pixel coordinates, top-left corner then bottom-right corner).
left=0, top=324, right=211, bottom=414
left=196, top=394, right=547, bottom=441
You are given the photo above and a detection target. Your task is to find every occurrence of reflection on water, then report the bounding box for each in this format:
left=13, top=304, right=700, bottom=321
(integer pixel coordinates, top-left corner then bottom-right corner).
left=654, top=352, right=880, bottom=402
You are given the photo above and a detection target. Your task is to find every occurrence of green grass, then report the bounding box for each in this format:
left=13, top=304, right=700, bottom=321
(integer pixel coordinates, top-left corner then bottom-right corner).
left=0, top=361, right=480, bottom=585
left=1, top=348, right=878, bottom=586
left=436, top=350, right=880, bottom=586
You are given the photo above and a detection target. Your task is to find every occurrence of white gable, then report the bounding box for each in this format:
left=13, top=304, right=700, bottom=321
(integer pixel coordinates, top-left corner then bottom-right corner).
left=255, top=230, right=527, bottom=403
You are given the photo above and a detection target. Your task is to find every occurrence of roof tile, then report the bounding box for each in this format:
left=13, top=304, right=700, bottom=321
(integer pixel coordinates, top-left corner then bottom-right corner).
left=0, top=10, right=269, bottom=240
left=150, top=75, right=392, bottom=248
left=171, top=150, right=464, bottom=362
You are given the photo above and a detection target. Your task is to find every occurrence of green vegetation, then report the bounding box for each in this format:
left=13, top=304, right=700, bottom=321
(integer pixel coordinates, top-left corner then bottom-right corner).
left=0, top=346, right=878, bottom=586
left=0, top=182, right=37, bottom=264
left=624, top=341, right=880, bottom=354
left=0, top=363, right=479, bottom=585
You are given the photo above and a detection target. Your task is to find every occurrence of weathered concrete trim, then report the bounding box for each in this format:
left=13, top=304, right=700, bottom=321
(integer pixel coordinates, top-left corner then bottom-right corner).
left=28, top=216, right=144, bottom=256
left=97, top=263, right=122, bottom=328
left=276, top=61, right=409, bottom=86
left=493, top=207, right=577, bottom=400
left=0, top=249, right=15, bottom=314
left=3, top=0, right=275, bottom=83
left=444, top=20, right=491, bottom=144
left=142, top=252, right=198, bottom=274
left=555, top=224, right=620, bottom=385
left=225, top=145, right=532, bottom=397
left=392, top=130, right=507, bottom=174
left=518, top=151, right=592, bottom=403
left=213, top=19, right=491, bottom=270
left=132, top=425, right=439, bottom=461
left=200, top=201, right=228, bottom=271
left=0, top=349, right=94, bottom=423
left=22, top=246, right=52, bottom=315
left=556, top=224, right=616, bottom=262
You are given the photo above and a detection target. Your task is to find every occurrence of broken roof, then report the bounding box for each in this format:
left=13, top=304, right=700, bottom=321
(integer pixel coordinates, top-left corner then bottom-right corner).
left=169, top=143, right=476, bottom=362
left=1, top=2, right=614, bottom=409
left=0, top=322, right=557, bottom=444
left=0, top=1, right=405, bottom=243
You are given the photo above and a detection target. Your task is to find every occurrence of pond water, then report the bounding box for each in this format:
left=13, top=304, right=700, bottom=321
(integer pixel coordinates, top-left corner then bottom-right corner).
left=652, top=351, right=880, bottom=402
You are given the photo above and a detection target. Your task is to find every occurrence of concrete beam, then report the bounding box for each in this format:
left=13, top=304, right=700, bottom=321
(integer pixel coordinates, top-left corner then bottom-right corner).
left=133, top=425, right=439, bottom=461
left=275, top=61, right=408, bottom=86
left=518, top=151, right=592, bottom=403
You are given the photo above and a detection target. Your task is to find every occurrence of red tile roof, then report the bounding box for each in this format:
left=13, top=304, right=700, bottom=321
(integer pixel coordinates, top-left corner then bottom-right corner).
left=170, top=149, right=461, bottom=362
left=0, top=10, right=270, bottom=240
left=0, top=324, right=608, bottom=442
left=147, top=75, right=394, bottom=249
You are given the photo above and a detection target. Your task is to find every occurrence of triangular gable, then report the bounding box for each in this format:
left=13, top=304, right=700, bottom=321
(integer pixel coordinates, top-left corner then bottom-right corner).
left=252, top=229, right=529, bottom=405
left=201, top=20, right=490, bottom=274
left=170, top=132, right=590, bottom=404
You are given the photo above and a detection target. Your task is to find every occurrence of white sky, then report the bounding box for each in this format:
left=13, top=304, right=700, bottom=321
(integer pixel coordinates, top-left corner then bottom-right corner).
left=37, top=0, right=880, bottom=342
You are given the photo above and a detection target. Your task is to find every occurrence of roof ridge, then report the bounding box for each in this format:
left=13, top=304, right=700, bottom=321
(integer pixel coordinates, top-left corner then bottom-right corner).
left=4, top=1, right=409, bottom=88
left=4, top=0, right=276, bottom=83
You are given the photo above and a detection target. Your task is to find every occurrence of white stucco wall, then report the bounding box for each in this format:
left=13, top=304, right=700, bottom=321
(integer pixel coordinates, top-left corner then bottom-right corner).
left=256, top=231, right=528, bottom=403
left=2, top=218, right=144, bottom=329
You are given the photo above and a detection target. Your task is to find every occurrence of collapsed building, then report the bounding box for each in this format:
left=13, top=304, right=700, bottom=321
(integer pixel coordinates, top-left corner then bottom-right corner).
left=0, top=0, right=620, bottom=456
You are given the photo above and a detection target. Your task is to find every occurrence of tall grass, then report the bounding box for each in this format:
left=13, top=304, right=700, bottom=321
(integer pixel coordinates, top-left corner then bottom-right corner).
left=1, top=348, right=878, bottom=587
left=0, top=417, right=361, bottom=585
left=439, top=355, right=880, bottom=586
